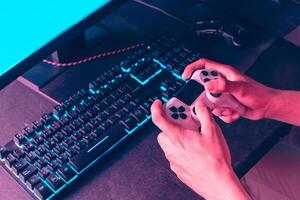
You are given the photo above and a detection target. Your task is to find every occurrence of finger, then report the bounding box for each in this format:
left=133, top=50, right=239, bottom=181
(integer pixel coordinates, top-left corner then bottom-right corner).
left=157, top=133, right=178, bottom=161
left=219, top=116, right=234, bottom=124
left=151, top=100, right=182, bottom=137
left=157, top=132, right=172, bottom=152
left=231, top=113, right=241, bottom=121
left=182, top=58, right=243, bottom=81
left=206, top=78, right=250, bottom=108
left=205, top=78, right=226, bottom=93
left=194, top=100, right=216, bottom=135
left=182, top=59, right=206, bottom=79
left=212, top=107, right=233, bottom=117
left=218, top=113, right=240, bottom=124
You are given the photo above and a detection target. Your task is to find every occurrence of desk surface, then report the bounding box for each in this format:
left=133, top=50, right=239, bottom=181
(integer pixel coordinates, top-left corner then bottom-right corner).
left=1, top=1, right=299, bottom=199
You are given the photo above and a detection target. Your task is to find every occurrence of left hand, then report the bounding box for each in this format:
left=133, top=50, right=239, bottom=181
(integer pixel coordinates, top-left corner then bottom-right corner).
left=151, top=100, right=250, bottom=200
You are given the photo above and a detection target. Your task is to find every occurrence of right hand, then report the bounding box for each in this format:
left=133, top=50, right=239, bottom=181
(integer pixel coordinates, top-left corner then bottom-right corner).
left=182, top=59, right=280, bottom=123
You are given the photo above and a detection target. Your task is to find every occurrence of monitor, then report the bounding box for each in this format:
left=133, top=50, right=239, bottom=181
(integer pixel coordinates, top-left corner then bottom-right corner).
left=0, top=0, right=127, bottom=90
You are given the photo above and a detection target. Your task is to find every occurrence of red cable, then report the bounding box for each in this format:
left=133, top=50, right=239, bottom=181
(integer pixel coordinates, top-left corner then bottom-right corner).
left=42, top=43, right=144, bottom=67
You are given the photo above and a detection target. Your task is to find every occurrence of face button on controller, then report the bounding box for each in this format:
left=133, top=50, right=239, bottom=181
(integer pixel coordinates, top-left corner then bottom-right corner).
left=169, top=106, right=177, bottom=112
left=204, top=78, right=210, bottom=83
left=210, top=93, right=222, bottom=97
left=201, top=70, right=209, bottom=76
left=211, top=71, right=218, bottom=76
left=169, top=106, right=187, bottom=120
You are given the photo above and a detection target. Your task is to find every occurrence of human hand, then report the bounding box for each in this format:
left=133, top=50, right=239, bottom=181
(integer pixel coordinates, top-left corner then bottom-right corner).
left=151, top=100, right=250, bottom=200
left=182, top=59, right=280, bottom=123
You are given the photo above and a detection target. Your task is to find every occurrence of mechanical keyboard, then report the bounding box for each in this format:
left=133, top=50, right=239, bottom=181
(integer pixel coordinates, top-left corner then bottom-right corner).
left=0, top=33, right=200, bottom=200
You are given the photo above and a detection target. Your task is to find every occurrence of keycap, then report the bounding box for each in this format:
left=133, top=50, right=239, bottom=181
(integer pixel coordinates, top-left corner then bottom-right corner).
left=131, top=108, right=147, bottom=123
left=41, top=113, right=53, bottom=125
left=33, top=136, right=44, bottom=146
left=34, top=182, right=53, bottom=200
left=70, top=125, right=127, bottom=172
left=44, top=151, right=57, bottom=163
left=65, top=147, right=77, bottom=158
left=74, top=140, right=86, bottom=151
left=13, top=149, right=25, bottom=159
left=53, top=105, right=65, bottom=117
left=82, top=134, right=94, bottom=145
left=27, top=175, right=41, bottom=189
left=25, top=152, right=37, bottom=163
left=19, top=165, right=37, bottom=182
left=44, top=138, right=56, bottom=150
left=12, top=159, right=28, bottom=175
left=38, top=168, right=50, bottom=180
left=0, top=146, right=8, bottom=159
left=5, top=154, right=16, bottom=167
left=62, top=138, right=74, bottom=148
left=46, top=173, right=65, bottom=190
left=14, top=132, right=26, bottom=146
left=61, top=125, right=73, bottom=137
left=50, top=121, right=61, bottom=133
left=120, top=116, right=138, bottom=132
left=32, top=120, right=44, bottom=132
left=53, top=144, right=65, bottom=155
left=24, top=127, right=35, bottom=138
left=58, top=165, right=76, bottom=181
left=35, top=145, right=46, bottom=156
left=57, top=154, right=68, bottom=165
left=23, top=142, right=34, bottom=153
left=48, top=160, right=59, bottom=172
left=35, top=158, right=47, bottom=169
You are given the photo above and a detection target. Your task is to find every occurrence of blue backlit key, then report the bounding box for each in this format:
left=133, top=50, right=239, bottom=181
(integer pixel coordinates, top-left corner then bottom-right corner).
left=46, top=173, right=65, bottom=190
left=34, top=183, right=53, bottom=200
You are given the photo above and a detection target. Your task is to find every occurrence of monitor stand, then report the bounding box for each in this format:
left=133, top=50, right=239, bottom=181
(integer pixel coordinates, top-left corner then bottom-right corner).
left=18, top=25, right=110, bottom=103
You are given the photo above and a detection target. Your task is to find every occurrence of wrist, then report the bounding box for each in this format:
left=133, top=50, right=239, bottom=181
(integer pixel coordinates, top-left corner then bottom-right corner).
left=216, top=167, right=251, bottom=200
left=264, top=88, right=284, bottom=120
left=197, top=166, right=250, bottom=200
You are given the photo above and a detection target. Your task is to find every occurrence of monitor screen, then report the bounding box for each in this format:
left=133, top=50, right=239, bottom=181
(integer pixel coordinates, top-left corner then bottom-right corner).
left=0, top=0, right=112, bottom=79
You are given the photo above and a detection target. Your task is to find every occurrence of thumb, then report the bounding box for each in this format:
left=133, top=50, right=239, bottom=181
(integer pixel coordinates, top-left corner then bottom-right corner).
left=194, top=100, right=215, bottom=135
left=205, top=78, right=247, bottom=100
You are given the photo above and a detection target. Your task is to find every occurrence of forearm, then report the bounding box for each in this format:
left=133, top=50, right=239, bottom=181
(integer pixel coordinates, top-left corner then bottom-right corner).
left=194, top=167, right=251, bottom=200
left=217, top=169, right=251, bottom=200
left=266, top=90, right=300, bottom=126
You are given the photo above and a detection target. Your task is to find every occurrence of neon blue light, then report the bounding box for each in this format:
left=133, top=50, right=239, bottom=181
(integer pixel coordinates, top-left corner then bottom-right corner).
left=153, top=58, right=184, bottom=80
left=66, top=174, right=78, bottom=185
left=160, top=86, right=167, bottom=91
left=53, top=114, right=59, bottom=120
left=125, top=126, right=139, bottom=135
left=89, top=89, right=95, bottom=94
left=138, top=117, right=149, bottom=127
left=153, top=59, right=166, bottom=69
left=87, top=135, right=109, bottom=153
left=162, top=97, right=168, bottom=103
left=68, top=163, right=79, bottom=175
left=121, top=67, right=131, bottom=73
left=172, top=72, right=183, bottom=80
left=130, top=69, right=162, bottom=85
left=78, top=134, right=129, bottom=174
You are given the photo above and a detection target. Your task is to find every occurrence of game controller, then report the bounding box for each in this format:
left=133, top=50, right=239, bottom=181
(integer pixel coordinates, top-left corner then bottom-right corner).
left=164, top=69, right=245, bottom=131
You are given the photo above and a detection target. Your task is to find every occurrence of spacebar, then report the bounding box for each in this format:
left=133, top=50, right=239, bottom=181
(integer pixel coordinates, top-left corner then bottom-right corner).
left=70, top=125, right=127, bottom=172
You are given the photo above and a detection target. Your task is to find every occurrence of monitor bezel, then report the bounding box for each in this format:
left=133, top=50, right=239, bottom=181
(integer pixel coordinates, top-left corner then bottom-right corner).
left=0, top=0, right=128, bottom=90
